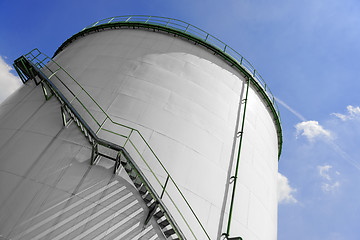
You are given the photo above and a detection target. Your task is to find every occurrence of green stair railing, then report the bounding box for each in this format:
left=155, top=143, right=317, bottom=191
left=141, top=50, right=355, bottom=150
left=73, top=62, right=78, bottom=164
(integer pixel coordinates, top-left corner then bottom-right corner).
left=15, top=48, right=211, bottom=240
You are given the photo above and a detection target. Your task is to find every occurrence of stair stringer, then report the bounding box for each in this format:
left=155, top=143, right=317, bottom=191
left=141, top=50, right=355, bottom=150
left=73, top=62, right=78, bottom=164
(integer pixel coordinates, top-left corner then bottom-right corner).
left=13, top=55, right=186, bottom=240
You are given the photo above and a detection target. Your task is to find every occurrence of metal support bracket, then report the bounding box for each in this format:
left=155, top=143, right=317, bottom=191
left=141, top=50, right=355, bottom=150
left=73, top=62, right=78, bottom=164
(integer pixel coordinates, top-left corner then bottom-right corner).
left=91, top=143, right=100, bottom=165
left=34, top=75, right=42, bottom=86
left=113, top=150, right=123, bottom=174
left=221, top=233, right=243, bottom=240
left=61, top=105, right=73, bottom=127
left=41, top=80, right=54, bottom=101
left=229, top=176, right=236, bottom=184
left=144, top=201, right=158, bottom=226
left=13, top=64, right=27, bottom=84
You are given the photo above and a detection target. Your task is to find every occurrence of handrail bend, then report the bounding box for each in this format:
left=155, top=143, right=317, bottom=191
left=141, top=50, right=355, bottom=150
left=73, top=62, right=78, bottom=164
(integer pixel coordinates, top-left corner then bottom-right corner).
left=15, top=48, right=210, bottom=240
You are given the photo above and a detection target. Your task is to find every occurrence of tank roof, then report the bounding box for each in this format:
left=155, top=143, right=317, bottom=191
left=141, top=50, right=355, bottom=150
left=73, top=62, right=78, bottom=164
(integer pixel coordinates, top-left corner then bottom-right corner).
left=53, top=15, right=283, bottom=158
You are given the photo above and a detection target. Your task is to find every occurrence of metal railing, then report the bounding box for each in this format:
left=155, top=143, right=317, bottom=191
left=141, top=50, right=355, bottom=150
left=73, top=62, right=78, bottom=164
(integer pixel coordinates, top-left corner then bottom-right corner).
left=22, top=48, right=210, bottom=240
left=81, top=15, right=281, bottom=122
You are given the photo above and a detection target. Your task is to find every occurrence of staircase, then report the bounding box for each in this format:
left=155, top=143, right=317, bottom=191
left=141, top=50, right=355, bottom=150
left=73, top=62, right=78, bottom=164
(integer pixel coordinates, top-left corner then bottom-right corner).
left=13, top=49, right=210, bottom=240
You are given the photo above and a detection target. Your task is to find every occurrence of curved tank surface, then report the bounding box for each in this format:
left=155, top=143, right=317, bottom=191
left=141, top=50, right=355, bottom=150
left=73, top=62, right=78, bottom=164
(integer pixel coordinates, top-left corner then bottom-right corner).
left=1, top=16, right=282, bottom=240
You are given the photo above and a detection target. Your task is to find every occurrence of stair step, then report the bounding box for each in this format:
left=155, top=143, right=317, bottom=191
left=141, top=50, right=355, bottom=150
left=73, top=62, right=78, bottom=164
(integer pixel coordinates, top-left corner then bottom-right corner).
left=134, top=181, right=142, bottom=188
left=154, top=209, right=164, bottom=219
left=167, top=235, right=180, bottom=240
left=158, top=219, right=170, bottom=228
left=133, top=177, right=142, bottom=184
left=139, top=185, right=148, bottom=195
left=143, top=193, right=154, bottom=203
left=148, top=201, right=157, bottom=209
left=164, top=229, right=176, bottom=237
left=123, top=163, right=132, bottom=172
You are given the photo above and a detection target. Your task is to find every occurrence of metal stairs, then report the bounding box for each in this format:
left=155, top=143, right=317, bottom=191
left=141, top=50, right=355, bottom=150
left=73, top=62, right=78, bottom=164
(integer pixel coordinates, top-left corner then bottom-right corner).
left=13, top=51, right=192, bottom=240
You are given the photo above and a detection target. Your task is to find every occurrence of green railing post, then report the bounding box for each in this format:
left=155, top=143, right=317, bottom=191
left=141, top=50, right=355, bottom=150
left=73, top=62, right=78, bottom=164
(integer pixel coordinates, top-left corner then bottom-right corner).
left=184, top=24, right=190, bottom=33
left=160, top=175, right=170, bottom=199
left=123, top=129, right=133, bottom=147
left=96, top=117, right=108, bottom=134
left=205, top=33, right=209, bottom=41
left=165, top=19, right=171, bottom=27
left=20, top=59, right=32, bottom=79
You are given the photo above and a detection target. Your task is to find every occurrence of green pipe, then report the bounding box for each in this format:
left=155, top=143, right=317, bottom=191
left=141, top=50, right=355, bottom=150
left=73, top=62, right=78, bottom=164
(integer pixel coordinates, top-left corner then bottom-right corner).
left=226, top=78, right=250, bottom=236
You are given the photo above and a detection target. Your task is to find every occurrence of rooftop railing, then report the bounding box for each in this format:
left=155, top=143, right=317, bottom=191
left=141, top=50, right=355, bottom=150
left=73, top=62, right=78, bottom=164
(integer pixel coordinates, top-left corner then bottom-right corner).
left=82, top=15, right=280, bottom=117
left=79, top=15, right=282, bottom=157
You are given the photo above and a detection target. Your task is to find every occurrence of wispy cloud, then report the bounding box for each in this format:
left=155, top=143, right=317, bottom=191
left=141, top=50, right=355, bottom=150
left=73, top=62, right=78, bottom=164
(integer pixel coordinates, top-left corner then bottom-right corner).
left=275, top=96, right=306, bottom=122
left=327, top=141, right=360, bottom=171
left=277, top=172, right=297, bottom=204
left=318, top=165, right=332, bottom=181
left=295, top=120, right=332, bottom=142
left=0, top=56, right=21, bottom=103
left=317, top=164, right=340, bottom=193
left=332, top=105, right=360, bottom=121
left=321, top=182, right=340, bottom=193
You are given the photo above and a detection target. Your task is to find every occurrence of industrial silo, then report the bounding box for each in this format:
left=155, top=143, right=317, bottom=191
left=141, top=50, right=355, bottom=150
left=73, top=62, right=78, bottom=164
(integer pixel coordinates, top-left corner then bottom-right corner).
left=1, top=16, right=282, bottom=240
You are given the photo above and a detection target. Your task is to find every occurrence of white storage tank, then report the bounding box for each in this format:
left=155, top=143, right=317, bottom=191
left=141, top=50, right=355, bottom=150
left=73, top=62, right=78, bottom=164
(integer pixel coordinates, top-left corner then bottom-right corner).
left=1, top=16, right=282, bottom=240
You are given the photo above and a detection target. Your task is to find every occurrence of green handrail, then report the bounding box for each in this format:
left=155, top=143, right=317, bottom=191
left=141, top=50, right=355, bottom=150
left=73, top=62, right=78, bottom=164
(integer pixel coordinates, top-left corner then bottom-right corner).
left=24, top=48, right=210, bottom=240
left=54, top=15, right=282, bottom=159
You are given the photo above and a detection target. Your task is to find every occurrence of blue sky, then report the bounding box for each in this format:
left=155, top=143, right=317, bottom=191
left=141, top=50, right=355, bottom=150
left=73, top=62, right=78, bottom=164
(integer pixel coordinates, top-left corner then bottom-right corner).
left=1, top=0, right=360, bottom=239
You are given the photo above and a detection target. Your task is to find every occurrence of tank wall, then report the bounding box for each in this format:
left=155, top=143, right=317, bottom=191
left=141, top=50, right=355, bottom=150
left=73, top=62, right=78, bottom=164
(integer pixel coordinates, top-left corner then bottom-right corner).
left=0, top=82, right=164, bottom=240
left=51, top=30, right=245, bottom=239
left=223, top=87, right=279, bottom=240
left=0, top=27, right=280, bottom=240
left=51, top=28, right=279, bottom=239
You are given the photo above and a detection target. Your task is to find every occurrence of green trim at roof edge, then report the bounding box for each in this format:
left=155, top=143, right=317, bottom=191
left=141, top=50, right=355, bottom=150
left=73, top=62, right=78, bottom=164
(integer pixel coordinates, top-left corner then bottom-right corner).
left=52, top=20, right=283, bottom=159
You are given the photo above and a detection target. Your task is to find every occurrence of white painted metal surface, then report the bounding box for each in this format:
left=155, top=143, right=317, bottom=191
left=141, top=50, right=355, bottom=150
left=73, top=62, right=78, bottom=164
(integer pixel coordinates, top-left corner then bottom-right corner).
left=0, top=26, right=279, bottom=240
left=0, top=82, right=164, bottom=240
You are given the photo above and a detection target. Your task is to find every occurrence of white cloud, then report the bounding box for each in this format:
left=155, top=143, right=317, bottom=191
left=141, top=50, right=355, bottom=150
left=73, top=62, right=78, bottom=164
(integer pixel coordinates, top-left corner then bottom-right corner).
left=295, top=120, right=332, bottom=142
left=277, top=172, right=297, bottom=204
left=332, top=105, right=360, bottom=121
left=318, top=164, right=340, bottom=193
left=0, top=56, right=22, bottom=103
left=321, top=181, right=340, bottom=193
left=318, top=165, right=332, bottom=181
